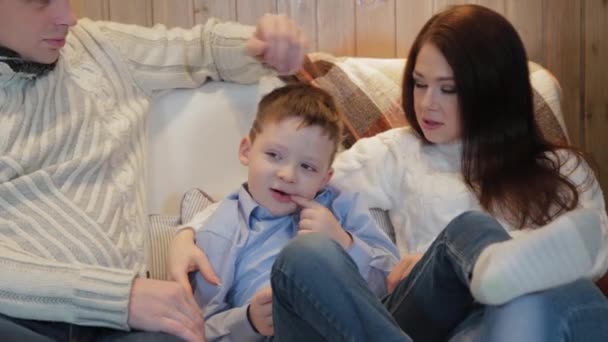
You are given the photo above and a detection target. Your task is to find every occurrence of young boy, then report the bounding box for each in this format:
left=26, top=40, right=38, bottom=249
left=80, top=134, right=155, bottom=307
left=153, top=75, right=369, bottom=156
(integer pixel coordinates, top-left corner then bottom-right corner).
left=186, top=84, right=399, bottom=341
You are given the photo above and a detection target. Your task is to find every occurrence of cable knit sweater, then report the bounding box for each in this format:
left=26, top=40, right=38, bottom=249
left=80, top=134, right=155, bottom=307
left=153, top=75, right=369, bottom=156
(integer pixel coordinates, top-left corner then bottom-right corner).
left=0, top=18, right=272, bottom=330
left=332, top=127, right=608, bottom=280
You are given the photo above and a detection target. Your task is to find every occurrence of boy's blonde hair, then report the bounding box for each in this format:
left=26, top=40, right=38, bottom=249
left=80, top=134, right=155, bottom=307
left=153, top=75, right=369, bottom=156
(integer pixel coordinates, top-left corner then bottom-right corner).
left=250, top=83, right=343, bottom=160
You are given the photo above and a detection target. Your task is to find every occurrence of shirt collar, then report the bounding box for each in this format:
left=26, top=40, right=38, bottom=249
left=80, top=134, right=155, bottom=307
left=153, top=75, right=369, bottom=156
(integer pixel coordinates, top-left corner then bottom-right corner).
left=0, top=46, right=56, bottom=86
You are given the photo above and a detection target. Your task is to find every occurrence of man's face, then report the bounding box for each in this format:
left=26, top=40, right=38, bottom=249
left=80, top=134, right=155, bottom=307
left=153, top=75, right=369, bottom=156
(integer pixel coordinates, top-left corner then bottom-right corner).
left=0, top=0, right=77, bottom=64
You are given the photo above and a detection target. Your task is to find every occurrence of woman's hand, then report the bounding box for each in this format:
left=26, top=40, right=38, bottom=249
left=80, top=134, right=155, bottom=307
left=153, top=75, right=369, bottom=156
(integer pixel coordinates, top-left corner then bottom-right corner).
left=168, top=228, right=220, bottom=293
left=387, top=253, right=423, bottom=294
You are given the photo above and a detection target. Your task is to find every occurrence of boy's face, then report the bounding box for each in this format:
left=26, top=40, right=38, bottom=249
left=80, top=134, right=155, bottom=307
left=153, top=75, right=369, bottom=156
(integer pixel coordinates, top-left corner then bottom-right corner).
left=0, top=0, right=76, bottom=64
left=239, top=117, right=335, bottom=216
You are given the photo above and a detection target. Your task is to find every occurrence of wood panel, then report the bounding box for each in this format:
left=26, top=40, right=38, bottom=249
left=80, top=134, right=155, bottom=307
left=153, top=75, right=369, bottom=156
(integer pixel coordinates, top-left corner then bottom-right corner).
left=356, top=0, right=396, bottom=57
left=584, top=0, right=608, bottom=201
left=396, top=0, right=433, bottom=58
left=433, top=0, right=470, bottom=12
left=108, top=0, right=153, bottom=26
left=277, top=0, right=318, bottom=52
left=194, top=0, right=237, bottom=24
left=543, top=0, right=583, bottom=147
left=475, top=0, right=505, bottom=13
left=317, top=0, right=355, bottom=56
left=505, top=1, right=543, bottom=65
left=152, top=0, right=194, bottom=27
left=74, top=0, right=109, bottom=20
left=236, top=0, right=276, bottom=25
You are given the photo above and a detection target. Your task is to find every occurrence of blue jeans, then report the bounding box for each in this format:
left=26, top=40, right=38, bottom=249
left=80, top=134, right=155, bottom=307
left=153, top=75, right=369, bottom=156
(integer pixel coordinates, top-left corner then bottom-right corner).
left=271, top=211, right=608, bottom=342
left=0, top=313, right=182, bottom=341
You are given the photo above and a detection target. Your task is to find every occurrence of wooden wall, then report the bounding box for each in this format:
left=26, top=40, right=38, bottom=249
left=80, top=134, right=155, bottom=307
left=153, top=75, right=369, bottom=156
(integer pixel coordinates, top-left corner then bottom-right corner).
left=73, top=0, right=608, bottom=197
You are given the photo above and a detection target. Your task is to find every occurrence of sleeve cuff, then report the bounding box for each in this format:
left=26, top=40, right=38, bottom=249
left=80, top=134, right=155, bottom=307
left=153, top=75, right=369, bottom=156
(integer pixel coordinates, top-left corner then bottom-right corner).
left=223, top=305, right=261, bottom=341
left=73, top=266, right=138, bottom=330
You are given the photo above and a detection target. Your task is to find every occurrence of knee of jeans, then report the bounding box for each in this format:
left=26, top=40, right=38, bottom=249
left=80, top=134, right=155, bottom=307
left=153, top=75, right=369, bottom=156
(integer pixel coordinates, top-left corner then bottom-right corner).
left=485, top=291, right=558, bottom=329
left=272, top=233, right=343, bottom=275
left=442, top=211, right=509, bottom=242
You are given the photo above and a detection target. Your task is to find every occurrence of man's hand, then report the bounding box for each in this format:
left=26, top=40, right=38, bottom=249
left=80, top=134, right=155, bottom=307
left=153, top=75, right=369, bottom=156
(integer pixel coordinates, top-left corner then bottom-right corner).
left=128, top=278, right=206, bottom=342
left=387, top=253, right=423, bottom=294
left=248, top=286, right=274, bottom=336
left=168, top=228, right=220, bottom=293
left=246, top=14, right=308, bottom=75
left=291, top=195, right=353, bottom=249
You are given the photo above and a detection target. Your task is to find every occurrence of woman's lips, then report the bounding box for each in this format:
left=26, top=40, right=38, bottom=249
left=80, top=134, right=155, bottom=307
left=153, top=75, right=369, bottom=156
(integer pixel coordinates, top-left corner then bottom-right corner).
left=421, top=118, right=443, bottom=130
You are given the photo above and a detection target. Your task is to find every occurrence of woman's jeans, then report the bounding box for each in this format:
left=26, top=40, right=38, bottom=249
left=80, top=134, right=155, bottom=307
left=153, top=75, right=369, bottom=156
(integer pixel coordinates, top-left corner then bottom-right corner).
left=271, top=211, right=608, bottom=342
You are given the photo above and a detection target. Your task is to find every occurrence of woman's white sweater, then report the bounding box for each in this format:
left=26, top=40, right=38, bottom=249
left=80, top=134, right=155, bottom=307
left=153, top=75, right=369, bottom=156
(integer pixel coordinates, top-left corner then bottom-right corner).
left=332, top=127, right=608, bottom=281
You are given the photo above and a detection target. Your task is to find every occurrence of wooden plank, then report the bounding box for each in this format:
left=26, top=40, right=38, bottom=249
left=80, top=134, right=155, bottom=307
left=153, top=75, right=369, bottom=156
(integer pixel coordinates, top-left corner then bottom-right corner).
left=193, top=0, right=237, bottom=24
left=475, top=0, right=505, bottom=13
left=317, top=0, right=355, bottom=56
left=433, top=0, right=470, bottom=12
left=584, top=0, right=608, bottom=201
left=152, top=0, right=194, bottom=28
left=505, top=0, right=543, bottom=64
left=356, top=0, right=396, bottom=57
left=396, top=0, right=433, bottom=58
left=76, top=0, right=109, bottom=20
left=543, top=0, right=583, bottom=147
left=108, top=0, right=153, bottom=26
left=277, top=0, right=317, bottom=52
left=236, top=0, right=276, bottom=26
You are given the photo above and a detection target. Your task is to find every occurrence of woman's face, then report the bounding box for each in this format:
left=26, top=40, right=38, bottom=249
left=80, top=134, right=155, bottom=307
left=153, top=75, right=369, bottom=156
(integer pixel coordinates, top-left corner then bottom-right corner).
left=412, top=42, right=462, bottom=144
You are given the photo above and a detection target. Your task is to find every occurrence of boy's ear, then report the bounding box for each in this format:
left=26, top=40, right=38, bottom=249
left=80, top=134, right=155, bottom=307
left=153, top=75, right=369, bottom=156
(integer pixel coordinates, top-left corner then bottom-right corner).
left=238, top=136, right=252, bottom=166
left=321, top=168, right=334, bottom=188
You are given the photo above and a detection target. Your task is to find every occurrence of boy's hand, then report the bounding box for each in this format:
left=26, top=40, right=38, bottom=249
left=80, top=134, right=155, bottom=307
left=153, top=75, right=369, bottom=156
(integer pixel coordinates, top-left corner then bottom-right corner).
left=387, top=253, right=423, bottom=294
left=248, top=286, right=274, bottom=336
left=291, top=195, right=353, bottom=249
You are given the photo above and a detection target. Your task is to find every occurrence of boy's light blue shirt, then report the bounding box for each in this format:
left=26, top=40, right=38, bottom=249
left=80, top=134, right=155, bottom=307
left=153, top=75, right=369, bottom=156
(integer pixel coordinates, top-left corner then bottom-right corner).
left=192, top=184, right=399, bottom=341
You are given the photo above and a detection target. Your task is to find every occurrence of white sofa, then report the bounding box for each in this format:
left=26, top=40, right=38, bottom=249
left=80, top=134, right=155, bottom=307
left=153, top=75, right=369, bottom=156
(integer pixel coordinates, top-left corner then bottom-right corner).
left=144, top=55, right=568, bottom=280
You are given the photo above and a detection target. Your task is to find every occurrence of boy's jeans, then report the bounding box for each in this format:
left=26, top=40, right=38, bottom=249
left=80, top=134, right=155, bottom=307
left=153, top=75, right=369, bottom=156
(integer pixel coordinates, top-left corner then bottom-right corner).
left=271, top=211, right=608, bottom=342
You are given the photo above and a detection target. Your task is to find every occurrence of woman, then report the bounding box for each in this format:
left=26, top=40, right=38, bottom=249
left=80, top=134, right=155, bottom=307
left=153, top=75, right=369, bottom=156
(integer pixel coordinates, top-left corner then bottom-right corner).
left=171, top=4, right=608, bottom=341
left=269, top=5, right=608, bottom=341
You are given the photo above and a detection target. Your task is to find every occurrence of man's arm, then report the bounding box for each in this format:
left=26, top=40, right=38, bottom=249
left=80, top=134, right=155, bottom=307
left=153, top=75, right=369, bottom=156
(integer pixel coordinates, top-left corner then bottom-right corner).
left=78, top=14, right=306, bottom=94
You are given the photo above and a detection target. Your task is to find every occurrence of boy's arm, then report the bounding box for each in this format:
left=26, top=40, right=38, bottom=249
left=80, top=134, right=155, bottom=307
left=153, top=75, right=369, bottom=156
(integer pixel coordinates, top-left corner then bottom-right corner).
left=335, top=191, right=401, bottom=297
left=193, top=212, right=264, bottom=341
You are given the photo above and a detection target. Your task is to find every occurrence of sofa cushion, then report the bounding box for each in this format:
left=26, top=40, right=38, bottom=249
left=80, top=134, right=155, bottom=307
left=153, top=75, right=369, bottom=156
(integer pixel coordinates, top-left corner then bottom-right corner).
left=147, top=188, right=216, bottom=280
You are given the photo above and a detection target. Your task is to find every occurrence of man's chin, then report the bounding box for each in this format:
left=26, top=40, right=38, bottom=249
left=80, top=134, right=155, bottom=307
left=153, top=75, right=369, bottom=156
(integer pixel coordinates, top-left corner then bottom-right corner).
left=25, top=51, right=60, bottom=65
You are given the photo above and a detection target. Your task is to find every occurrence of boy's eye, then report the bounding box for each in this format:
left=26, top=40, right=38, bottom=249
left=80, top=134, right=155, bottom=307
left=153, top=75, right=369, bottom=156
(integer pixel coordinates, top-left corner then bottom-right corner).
left=301, top=163, right=317, bottom=172
left=265, top=152, right=280, bottom=160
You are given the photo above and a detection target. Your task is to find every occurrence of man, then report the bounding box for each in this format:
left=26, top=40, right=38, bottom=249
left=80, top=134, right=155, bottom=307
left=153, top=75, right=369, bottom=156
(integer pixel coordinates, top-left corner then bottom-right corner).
left=0, top=0, right=307, bottom=341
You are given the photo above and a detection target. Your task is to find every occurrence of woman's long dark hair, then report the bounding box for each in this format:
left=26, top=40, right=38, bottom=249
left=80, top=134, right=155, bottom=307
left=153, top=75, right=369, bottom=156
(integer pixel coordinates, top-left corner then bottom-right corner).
left=403, top=4, right=588, bottom=228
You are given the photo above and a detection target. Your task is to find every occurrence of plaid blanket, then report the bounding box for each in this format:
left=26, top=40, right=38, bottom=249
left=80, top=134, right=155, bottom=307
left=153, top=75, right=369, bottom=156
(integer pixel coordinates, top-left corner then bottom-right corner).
left=284, top=53, right=567, bottom=147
